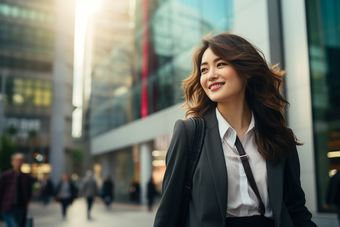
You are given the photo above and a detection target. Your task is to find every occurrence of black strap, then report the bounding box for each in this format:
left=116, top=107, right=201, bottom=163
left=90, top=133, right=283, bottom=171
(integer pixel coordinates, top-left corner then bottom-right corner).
left=235, top=136, right=266, bottom=215
left=179, top=117, right=205, bottom=227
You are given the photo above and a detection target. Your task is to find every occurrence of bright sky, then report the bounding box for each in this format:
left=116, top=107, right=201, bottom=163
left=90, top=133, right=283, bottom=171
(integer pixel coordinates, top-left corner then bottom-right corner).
left=72, top=0, right=102, bottom=138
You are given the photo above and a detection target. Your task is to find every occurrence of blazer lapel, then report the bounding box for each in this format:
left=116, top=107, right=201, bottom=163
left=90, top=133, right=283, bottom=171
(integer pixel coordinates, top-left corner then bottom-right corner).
left=204, top=110, right=228, bottom=222
left=266, top=158, right=284, bottom=224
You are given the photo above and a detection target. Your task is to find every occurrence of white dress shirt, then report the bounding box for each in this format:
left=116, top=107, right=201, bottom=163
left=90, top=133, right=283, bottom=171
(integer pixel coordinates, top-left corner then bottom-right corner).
left=215, top=108, right=273, bottom=218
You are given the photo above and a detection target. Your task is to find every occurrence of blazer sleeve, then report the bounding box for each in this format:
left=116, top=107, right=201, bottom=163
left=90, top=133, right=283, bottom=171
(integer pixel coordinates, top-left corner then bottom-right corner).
left=154, top=120, right=190, bottom=227
left=284, top=146, right=317, bottom=227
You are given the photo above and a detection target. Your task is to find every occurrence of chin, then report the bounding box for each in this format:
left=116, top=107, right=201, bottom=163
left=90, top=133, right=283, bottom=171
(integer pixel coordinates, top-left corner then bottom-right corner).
left=208, top=96, right=227, bottom=103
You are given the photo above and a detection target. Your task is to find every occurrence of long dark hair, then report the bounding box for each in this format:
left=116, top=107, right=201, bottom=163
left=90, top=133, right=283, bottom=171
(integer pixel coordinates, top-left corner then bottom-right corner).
left=181, top=33, right=302, bottom=162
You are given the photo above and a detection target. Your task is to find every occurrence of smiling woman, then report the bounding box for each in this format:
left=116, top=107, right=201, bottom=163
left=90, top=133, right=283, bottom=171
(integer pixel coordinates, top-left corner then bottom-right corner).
left=182, top=33, right=296, bottom=162
left=154, top=33, right=317, bottom=227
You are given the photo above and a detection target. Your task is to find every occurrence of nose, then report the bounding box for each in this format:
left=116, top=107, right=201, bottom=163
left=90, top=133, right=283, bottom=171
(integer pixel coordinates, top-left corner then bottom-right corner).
left=208, top=68, right=218, bottom=81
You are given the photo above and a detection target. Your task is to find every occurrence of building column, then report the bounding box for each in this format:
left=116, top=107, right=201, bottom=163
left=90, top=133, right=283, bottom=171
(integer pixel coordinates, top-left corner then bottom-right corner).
left=281, top=0, right=317, bottom=212
left=140, top=141, right=153, bottom=205
left=50, top=0, right=75, bottom=185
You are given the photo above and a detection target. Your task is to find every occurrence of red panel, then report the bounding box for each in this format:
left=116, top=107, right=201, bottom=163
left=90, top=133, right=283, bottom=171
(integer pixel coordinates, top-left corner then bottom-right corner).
left=141, top=0, right=149, bottom=118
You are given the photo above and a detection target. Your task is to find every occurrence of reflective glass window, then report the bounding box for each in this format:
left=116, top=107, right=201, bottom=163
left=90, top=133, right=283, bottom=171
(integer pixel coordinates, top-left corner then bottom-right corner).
left=0, top=21, right=54, bottom=55
left=0, top=4, right=11, bottom=16
left=0, top=3, right=54, bottom=24
left=88, top=0, right=234, bottom=137
left=306, top=0, right=340, bottom=212
left=1, top=77, right=52, bottom=107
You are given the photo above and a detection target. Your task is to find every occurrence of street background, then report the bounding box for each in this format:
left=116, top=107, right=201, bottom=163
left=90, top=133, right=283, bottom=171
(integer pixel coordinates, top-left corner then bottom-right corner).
left=0, top=199, right=156, bottom=227
left=1, top=0, right=340, bottom=225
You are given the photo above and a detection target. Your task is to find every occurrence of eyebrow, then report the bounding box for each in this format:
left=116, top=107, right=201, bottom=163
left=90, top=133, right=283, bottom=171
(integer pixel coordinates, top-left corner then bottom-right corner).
left=201, top=58, right=224, bottom=66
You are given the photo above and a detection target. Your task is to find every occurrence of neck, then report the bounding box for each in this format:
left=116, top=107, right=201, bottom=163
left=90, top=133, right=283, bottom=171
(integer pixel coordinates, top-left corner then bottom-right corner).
left=217, top=96, right=251, bottom=131
left=13, top=168, right=21, bottom=176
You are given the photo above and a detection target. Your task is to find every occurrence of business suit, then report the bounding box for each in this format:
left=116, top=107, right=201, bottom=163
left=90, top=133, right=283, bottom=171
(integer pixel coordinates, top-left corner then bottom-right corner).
left=154, top=109, right=317, bottom=227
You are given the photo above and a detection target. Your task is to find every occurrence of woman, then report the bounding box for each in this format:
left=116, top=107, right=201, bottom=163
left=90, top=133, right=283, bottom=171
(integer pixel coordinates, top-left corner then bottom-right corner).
left=55, top=174, right=77, bottom=219
left=153, top=33, right=317, bottom=227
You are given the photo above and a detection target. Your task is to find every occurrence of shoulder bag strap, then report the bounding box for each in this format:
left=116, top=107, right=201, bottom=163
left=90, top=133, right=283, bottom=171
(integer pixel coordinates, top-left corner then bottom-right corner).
left=179, top=117, right=206, bottom=227
left=235, top=136, right=266, bottom=215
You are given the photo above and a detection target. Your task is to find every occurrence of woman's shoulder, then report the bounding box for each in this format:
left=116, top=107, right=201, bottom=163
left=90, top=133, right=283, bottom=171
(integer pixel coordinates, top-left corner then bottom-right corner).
left=166, top=119, right=194, bottom=158
left=172, top=118, right=195, bottom=140
left=174, top=118, right=192, bottom=128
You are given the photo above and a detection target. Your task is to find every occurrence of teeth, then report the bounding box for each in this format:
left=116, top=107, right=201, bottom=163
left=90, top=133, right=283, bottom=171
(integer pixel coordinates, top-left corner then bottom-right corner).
left=210, top=84, right=224, bottom=89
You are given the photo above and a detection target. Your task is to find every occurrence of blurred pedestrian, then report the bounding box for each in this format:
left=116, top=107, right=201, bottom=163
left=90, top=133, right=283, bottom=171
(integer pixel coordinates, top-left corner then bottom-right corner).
left=147, top=177, right=157, bottom=212
left=55, top=173, right=77, bottom=219
left=129, top=180, right=141, bottom=204
left=0, top=152, right=33, bottom=227
left=101, top=176, right=114, bottom=208
left=79, top=170, right=98, bottom=219
left=324, top=170, right=340, bottom=226
left=40, top=176, right=54, bottom=205
left=135, top=180, right=140, bottom=204
left=129, top=180, right=136, bottom=203
left=154, top=33, right=317, bottom=227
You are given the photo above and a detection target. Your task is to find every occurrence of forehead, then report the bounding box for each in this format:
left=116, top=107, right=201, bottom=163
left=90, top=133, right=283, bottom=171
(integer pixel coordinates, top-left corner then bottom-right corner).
left=13, top=154, right=24, bottom=160
left=201, top=48, right=219, bottom=63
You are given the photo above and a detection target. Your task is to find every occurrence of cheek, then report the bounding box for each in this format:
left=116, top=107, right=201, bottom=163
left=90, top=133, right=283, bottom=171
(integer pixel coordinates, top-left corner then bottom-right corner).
left=200, top=76, right=205, bottom=88
left=225, top=70, right=243, bottom=87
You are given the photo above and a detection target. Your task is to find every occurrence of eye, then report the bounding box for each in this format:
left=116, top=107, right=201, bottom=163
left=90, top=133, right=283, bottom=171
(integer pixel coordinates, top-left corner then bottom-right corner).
left=217, top=62, right=227, bottom=67
left=201, top=68, right=208, bottom=73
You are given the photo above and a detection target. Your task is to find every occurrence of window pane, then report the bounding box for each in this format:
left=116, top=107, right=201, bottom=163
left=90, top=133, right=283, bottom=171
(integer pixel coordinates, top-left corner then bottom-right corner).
left=306, top=0, right=340, bottom=212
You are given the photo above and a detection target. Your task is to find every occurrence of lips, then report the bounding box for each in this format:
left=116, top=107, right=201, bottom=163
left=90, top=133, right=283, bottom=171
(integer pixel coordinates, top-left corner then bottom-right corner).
left=209, top=82, right=225, bottom=90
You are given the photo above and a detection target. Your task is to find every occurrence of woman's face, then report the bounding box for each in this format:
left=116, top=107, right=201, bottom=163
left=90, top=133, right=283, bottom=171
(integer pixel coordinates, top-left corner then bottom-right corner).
left=200, top=48, right=246, bottom=104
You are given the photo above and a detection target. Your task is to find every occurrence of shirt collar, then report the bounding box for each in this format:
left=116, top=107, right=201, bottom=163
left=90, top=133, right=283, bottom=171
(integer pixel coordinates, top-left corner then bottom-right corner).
left=215, top=107, right=255, bottom=147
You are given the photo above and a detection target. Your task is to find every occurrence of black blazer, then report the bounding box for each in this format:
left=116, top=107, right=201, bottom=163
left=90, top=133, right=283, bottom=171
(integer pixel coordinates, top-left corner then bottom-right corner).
left=154, top=109, right=317, bottom=227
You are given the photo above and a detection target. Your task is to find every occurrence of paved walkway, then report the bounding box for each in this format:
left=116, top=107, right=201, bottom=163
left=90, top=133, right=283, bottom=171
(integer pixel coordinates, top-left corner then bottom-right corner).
left=1, top=199, right=337, bottom=226
left=0, top=198, right=156, bottom=227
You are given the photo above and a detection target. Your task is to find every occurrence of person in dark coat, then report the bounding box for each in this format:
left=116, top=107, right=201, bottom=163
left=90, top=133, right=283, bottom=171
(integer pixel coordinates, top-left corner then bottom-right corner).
left=129, top=180, right=136, bottom=203
left=0, top=153, right=33, bottom=227
left=135, top=181, right=140, bottom=204
left=324, top=170, right=340, bottom=226
left=79, top=170, right=98, bottom=219
left=147, top=177, right=157, bottom=212
left=40, top=177, right=54, bottom=205
left=55, top=174, right=77, bottom=219
left=101, top=176, right=114, bottom=208
left=129, top=180, right=141, bottom=204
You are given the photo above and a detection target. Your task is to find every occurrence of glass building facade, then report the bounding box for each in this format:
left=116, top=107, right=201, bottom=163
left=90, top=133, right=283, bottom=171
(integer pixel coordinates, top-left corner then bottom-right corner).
left=0, top=0, right=56, bottom=177
left=0, top=78, right=52, bottom=107
left=0, top=0, right=55, bottom=107
left=306, top=0, right=340, bottom=212
left=84, top=0, right=234, bottom=203
left=88, top=0, right=233, bottom=137
left=0, top=3, right=55, bottom=56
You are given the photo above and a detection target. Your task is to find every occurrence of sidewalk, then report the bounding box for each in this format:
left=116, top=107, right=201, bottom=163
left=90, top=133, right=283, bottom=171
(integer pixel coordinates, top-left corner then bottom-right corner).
left=1, top=199, right=336, bottom=226
left=0, top=198, right=156, bottom=227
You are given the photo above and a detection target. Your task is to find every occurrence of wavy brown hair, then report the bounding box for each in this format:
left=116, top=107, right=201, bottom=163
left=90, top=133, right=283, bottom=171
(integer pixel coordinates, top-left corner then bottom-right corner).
left=181, top=33, right=301, bottom=162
